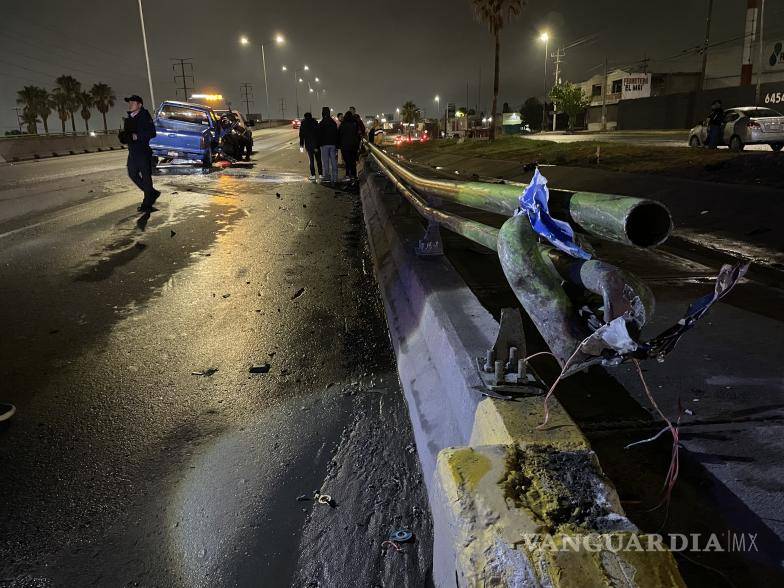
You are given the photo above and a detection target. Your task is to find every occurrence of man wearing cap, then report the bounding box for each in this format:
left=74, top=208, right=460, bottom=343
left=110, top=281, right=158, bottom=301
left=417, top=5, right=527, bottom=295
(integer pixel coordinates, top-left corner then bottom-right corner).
left=121, top=94, right=159, bottom=212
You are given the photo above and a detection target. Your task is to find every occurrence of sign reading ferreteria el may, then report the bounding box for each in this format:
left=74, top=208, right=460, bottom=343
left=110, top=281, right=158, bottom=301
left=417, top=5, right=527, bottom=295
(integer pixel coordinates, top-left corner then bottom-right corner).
left=621, top=73, right=651, bottom=100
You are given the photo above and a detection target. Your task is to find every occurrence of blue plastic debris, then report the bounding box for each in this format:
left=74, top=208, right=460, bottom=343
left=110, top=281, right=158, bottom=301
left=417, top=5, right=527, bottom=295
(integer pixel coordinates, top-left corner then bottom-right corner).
left=389, top=529, right=413, bottom=543
left=517, top=168, right=591, bottom=260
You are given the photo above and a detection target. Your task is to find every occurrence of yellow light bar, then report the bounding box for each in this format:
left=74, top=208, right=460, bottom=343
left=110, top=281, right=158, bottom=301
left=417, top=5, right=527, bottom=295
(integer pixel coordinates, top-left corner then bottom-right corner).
left=190, top=94, right=223, bottom=101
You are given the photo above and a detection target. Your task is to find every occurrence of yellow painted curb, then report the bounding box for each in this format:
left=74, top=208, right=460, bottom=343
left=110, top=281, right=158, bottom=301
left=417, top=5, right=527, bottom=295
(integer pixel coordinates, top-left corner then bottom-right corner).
left=470, top=396, right=590, bottom=450
left=435, top=445, right=685, bottom=587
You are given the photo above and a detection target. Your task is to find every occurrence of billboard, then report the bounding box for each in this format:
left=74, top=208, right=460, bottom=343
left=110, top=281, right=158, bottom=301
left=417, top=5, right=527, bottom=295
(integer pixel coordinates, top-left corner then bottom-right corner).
left=621, top=74, right=651, bottom=100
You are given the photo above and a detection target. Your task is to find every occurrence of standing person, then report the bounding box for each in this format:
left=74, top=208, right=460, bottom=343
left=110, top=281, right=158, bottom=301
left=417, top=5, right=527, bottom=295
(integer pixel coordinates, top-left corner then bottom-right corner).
left=338, top=110, right=360, bottom=180
left=120, top=94, right=159, bottom=212
left=707, top=99, right=724, bottom=149
left=299, top=112, right=322, bottom=180
left=335, top=113, right=344, bottom=168
left=317, top=106, right=338, bottom=185
left=349, top=106, right=366, bottom=138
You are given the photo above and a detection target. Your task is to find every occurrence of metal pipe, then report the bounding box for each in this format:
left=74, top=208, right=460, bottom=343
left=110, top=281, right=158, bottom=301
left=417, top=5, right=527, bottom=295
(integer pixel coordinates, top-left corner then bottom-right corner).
left=370, top=153, right=499, bottom=251
left=366, top=142, right=672, bottom=249
left=497, top=215, right=586, bottom=366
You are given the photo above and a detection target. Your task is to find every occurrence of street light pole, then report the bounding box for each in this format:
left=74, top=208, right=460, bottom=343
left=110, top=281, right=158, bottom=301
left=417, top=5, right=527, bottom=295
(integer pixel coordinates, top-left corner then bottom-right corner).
left=260, top=43, right=270, bottom=126
left=137, top=0, right=156, bottom=108
left=755, top=0, right=766, bottom=105
left=540, top=32, right=549, bottom=132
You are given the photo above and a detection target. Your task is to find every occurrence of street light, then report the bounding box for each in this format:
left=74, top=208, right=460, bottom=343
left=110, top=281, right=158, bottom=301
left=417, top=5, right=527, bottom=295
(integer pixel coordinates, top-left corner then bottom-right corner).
left=240, top=33, right=285, bottom=126
left=539, top=31, right=549, bottom=132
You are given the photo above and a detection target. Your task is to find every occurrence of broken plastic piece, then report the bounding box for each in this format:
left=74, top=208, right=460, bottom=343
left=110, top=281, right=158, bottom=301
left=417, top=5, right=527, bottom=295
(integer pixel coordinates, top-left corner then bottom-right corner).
left=516, top=169, right=591, bottom=260
left=191, top=368, right=218, bottom=377
left=389, top=529, right=413, bottom=543
left=249, top=364, right=270, bottom=374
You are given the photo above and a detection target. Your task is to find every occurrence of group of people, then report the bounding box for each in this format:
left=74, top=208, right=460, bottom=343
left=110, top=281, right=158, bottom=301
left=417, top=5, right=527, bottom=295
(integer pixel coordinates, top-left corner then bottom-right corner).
left=298, top=106, right=367, bottom=184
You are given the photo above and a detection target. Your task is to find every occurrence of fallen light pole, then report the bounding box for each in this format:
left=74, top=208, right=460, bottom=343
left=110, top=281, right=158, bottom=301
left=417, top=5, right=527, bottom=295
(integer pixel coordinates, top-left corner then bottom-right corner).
left=365, top=141, right=670, bottom=374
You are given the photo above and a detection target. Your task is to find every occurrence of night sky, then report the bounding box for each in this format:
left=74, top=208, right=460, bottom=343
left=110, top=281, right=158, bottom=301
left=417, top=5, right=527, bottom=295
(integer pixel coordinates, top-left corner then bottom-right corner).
left=1, top=0, right=782, bottom=132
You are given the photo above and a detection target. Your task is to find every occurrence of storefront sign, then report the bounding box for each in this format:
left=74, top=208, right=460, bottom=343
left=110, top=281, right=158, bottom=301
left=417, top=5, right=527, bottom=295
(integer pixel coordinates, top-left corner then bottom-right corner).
left=621, top=74, right=651, bottom=100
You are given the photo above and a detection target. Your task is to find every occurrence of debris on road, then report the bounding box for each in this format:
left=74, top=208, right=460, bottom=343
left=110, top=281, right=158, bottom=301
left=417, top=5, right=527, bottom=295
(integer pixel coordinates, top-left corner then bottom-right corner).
left=389, top=529, right=413, bottom=543
left=296, top=494, right=311, bottom=502
left=170, top=230, right=176, bottom=238
left=222, top=293, right=230, bottom=298
left=291, top=287, right=305, bottom=300
left=249, top=364, right=271, bottom=374
left=191, top=368, right=218, bottom=377
left=276, top=192, right=281, bottom=198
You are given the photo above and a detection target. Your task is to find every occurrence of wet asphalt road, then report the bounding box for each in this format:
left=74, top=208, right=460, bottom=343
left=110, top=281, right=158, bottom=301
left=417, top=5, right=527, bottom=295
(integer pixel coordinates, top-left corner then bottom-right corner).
left=0, top=128, right=432, bottom=587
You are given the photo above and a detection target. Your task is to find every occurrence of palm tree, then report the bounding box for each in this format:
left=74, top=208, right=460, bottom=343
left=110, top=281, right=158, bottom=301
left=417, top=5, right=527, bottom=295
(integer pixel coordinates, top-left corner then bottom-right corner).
left=36, top=87, right=52, bottom=134
left=471, top=0, right=524, bottom=140
left=90, top=82, right=116, bottom=133
left=51, top=88, right=70, bottom=134
left=20, top=108, right=39, bottom=134
left=401, top=100, right=421, bottom=139
left=55, top=75, right=82, bottom=133
left=16, top=86, right=41, bottom=134
left=78, top=91, right=93, bottom=132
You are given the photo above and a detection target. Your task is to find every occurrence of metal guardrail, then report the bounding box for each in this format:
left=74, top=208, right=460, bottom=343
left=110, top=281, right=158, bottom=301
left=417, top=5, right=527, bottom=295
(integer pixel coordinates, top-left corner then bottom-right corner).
left=365, top=140, right=672, bottom=381
left=1, top=130, right=119, bottom=140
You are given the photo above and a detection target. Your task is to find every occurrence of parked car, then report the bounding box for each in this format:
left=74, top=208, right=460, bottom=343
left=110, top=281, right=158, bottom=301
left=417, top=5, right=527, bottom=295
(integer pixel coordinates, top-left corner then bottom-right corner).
left=688, top=106, right=784, bottom=151
left=292, top=118, right=301, bottom=129
left=150, top=101, right=225, bottom=168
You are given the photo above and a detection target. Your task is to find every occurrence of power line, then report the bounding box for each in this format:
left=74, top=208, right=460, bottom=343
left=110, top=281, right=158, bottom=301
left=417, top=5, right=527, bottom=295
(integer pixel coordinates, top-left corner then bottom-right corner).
left=171, top=58, right=194, bottom=100
left=240, top=82, right=254, bottom=118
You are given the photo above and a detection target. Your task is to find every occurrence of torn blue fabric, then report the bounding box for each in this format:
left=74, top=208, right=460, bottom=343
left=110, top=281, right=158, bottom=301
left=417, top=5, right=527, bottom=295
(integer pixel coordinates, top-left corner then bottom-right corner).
left=517, top=168, right=591, bottom=260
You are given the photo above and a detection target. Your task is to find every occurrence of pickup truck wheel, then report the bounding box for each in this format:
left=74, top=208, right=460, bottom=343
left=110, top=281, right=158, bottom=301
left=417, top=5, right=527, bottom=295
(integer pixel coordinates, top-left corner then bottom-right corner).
left=771, top=143, right=783, bottom=152
left=729, top=135, right=744, bottom=152
left=202, top=150, right=213, bottom=169
left=688, top=136, right=700, bottom=148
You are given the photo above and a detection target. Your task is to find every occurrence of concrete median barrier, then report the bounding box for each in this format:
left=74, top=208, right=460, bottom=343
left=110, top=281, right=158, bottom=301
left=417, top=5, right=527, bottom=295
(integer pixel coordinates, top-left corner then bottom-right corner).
left=359, top=167, right=686, bottom=587
left=0, top=133, right=123, bottom=163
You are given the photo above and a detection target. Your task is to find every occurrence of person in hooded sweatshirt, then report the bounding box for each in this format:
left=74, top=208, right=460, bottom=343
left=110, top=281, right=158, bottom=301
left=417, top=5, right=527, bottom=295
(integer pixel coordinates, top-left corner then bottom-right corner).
left=337, top=110, right=360, bottom=180
left=317, top=106, right=339, bottom=185
left=299, top=112, right=322, bottom=180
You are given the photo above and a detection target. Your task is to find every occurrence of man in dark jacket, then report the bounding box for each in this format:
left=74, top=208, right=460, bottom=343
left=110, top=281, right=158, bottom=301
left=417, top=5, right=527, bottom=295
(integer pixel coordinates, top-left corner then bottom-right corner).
left=707, top=99, right=724, bottom=149
left=299, top=112, right=322, bottom=180
left=121, top=94, right=159, bottom=212
left=337, top=111, right=360, bottom=180
left=317, top=106, right=338, bottom=185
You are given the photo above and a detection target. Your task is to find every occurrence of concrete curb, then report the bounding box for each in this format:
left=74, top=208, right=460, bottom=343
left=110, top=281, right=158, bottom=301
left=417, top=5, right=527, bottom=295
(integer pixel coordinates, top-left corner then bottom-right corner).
left=0, top=133, right=123, bottom=163
left=359, top=168, right=685, bottom=587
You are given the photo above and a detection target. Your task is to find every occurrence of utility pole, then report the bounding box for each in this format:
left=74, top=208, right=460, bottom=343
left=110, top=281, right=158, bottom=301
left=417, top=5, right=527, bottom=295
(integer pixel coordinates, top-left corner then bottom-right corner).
left=755, top=0, right=766, bottom=104
left=477, top=65, right=482, bottom=114
left=551, top=47, right=564, bottom=131
left=260, top=44, right=270, bottom=127
left=240, top=83, right=254, bottom=119
left=541, top=34, right=549, bottom=132
left=280, top=98, right=286, bottom=120
left=698, top=0, right=714, bottom=91
left=639, top=54, right=650, bottom=74
left=601, top=56, right=608, bottom=131
left=137, top=0, right=156, bottom=108
left=12, top=107, right=23, bottom=132
left=171, top=58, right=194, bottom=100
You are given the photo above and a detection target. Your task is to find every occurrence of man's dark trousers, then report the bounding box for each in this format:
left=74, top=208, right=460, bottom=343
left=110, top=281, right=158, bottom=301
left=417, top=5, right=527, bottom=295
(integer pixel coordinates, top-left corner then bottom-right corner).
left=128, top=147, right=155, bottom=207
left=307, top=147, right=322, bottom=176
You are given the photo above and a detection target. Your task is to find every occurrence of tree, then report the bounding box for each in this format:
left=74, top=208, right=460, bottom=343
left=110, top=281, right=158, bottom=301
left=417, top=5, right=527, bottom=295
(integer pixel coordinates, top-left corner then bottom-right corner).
left=90, top=82, right=116, bottom=132
left=549, top=83, right=590, bottom=131
left=78, top=91, right=93, bottom=132
left=401, top=100, right=421, bottom=139
left=55, top=75, right=81, bottom=133
left=20, top=108, right=39, bottom=135
left=16, top=86, right=41, bottom=134
left=471, top=0, right=524, bottom=141
left=36, top=87, right=52, bottom=134
left=51, top=88, right=70, bottom=134
left=521, top=97, right=543, bottom=131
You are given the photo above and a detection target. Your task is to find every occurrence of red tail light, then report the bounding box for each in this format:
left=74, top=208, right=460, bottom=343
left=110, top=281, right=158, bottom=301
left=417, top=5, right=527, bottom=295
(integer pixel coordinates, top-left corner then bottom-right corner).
left=747, top=120, right=762, bottom=129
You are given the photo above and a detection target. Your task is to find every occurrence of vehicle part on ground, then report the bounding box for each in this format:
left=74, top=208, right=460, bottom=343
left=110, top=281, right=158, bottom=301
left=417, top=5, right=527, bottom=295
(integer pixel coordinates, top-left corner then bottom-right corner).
left=367, top=142, right=672, bottom=248
left=389, top=530, right=413, bottom=543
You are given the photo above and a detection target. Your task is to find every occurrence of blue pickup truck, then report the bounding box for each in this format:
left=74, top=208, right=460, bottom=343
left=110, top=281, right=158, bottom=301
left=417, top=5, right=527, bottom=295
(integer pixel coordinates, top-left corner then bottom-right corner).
left=149, top=101, right=224, bottom=168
